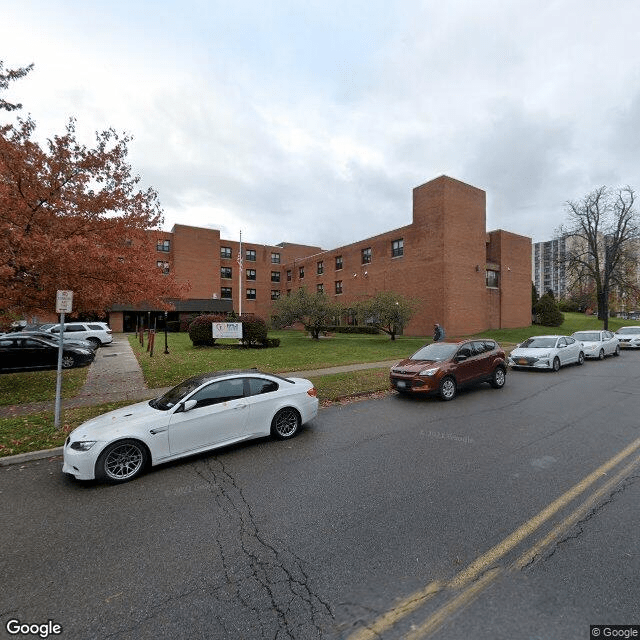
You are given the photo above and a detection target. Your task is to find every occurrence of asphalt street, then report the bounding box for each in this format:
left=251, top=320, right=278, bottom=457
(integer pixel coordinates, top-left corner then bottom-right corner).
left=1, top=351, right=639, bottom=640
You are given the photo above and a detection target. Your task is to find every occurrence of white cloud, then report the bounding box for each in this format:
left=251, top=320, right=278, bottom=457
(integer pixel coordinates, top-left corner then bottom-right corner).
left=3, top=0, right=640, bottom=250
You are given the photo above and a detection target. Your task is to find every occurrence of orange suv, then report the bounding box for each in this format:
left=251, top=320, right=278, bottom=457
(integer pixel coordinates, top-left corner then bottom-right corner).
left=390, top=339, right=507, bottom=401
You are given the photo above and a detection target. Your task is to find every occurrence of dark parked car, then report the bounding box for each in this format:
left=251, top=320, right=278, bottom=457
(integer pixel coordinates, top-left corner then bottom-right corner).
left=2, top=330, right=98, bottom=352
left=390, top=339, right=507, bottom=401
left=0, top=335, right=95, bottom=372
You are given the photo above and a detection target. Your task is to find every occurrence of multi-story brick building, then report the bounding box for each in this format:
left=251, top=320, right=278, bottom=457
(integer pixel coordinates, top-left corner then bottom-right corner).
left=109, top=175, right=532, bottom=336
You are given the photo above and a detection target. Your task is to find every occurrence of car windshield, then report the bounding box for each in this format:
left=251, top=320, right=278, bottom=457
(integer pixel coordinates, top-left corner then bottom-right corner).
left=520, top=337, right=558, bottom=348
left=617, top=327, right=640, bottom=335
left=410, top=343, right=459, bottom=361
left=573, top=332, right=601, bottom=341
left=150, top=376, right=211, bottom=411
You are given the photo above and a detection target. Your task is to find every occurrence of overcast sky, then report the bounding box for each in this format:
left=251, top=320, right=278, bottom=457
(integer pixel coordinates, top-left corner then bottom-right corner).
left=3, top=0, right=640, bottom=249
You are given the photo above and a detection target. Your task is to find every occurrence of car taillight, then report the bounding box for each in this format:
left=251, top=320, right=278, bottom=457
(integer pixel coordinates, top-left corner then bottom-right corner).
left=307, top=387, right=318, bottom=397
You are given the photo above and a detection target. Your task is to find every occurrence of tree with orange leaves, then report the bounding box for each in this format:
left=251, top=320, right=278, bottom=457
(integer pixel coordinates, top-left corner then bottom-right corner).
left=0, top=61, right=188, bottom=321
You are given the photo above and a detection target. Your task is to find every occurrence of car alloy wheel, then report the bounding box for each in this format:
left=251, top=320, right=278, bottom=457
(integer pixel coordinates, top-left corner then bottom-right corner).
left=61, top=354, right=76, bottom=369
left=578, top=352, right=585, bottom=365
left=97, top=439, right=148, bottom=483
left=614, top=345, right=620, bottom=357
left=271, top=408, right=301, bottom=439
left=490, top=367, right=506, bottom=388
left=598, top=349, right=605, bottom=360
left=552, top=357, right=561, bottom=372
left=439, top=376, right=457, bottom=401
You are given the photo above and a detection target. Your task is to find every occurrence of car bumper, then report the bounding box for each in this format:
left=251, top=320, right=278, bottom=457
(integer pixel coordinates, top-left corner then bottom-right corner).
left=390, top=376, right=439, bottom=393
left=508, top=359, right=552, bottom=369
left=62, top=441, right=102, bottom=480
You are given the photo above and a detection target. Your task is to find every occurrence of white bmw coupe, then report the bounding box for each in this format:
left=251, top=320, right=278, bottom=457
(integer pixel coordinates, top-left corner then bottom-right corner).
left=63, top=370, right=319, bottom=483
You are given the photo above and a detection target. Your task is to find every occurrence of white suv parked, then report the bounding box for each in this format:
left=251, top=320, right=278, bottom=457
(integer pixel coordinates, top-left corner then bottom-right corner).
left=42, top=322, right=113, bottom=347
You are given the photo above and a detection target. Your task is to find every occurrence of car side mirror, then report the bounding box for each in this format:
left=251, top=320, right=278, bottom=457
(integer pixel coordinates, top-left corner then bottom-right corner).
left=179, top=399, right=198, bottom=413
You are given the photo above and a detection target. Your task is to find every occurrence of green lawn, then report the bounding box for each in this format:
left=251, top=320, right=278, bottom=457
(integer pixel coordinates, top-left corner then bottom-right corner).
left=0, top=367, right=88, bottom=407
left=129, top=330, right=431, bottom=389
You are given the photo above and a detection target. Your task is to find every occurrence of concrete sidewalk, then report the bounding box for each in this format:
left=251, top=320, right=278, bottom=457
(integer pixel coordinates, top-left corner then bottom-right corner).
left=0, top=334, right=399, bottom=418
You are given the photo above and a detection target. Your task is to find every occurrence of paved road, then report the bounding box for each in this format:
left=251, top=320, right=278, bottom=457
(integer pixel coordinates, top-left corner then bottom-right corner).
left=1, top=351, right=639, bottom=639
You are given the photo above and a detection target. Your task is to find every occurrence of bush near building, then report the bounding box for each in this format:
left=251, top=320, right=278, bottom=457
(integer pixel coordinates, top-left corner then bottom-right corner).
left=533, top=293, right=564, bottom=327
left=187, top=313, right=274, bottom=348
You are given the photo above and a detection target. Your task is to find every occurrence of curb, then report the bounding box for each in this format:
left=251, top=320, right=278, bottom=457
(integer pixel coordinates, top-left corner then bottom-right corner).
left=0, top=447, right=63, bottom=467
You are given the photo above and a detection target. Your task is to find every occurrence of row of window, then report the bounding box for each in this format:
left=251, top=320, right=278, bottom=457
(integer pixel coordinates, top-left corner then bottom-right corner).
left=222, top=270, right=499, bottom=301
left=220, top=281, right=345, bottom=301
left=159, top=240, right=405, bottom=269
left=220, top=247, right=281, bottom=263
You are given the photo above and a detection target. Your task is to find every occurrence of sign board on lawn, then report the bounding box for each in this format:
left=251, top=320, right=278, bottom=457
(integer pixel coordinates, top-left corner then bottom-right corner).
left=212, top=322, right=242, bottom=339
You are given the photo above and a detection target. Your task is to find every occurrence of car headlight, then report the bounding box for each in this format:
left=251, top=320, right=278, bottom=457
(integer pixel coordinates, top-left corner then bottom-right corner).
left=538, top=352, right=550, bottom=358
left=69, top=441, right=97, bottom=451
left=419, top=367, right=439, bottom=376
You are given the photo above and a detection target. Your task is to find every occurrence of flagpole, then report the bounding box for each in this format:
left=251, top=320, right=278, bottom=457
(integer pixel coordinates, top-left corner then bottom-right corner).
left=238, top=230, right=243, bottom=316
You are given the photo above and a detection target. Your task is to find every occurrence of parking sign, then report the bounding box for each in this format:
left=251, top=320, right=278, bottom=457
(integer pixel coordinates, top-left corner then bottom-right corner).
left=56, top=290, right=73, bottom=313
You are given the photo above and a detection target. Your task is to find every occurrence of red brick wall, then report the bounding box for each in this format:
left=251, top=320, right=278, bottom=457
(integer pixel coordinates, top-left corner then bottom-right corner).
left=131, top=176, right=532, bottom=338
left=486, top=230, right=532, bottom=328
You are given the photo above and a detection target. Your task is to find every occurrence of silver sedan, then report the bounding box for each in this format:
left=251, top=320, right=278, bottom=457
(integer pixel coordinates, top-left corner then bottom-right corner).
left=571, top=330, right=620, bottom=359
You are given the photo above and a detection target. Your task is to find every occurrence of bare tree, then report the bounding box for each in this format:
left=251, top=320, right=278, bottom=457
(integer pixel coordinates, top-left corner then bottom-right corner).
left=559, top=186, right=639, bottom=329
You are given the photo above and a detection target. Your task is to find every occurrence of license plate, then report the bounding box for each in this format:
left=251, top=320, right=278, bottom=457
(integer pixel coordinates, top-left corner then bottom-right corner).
left=396, top=380, right=406, bottom=388
left=518, top=358, right=528, bottom=365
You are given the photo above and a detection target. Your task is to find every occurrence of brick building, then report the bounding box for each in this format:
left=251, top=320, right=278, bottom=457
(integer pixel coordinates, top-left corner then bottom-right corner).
left=109, top=175, right=532, bottom=336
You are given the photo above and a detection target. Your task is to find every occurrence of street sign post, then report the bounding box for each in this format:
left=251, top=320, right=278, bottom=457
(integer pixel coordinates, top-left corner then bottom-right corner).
left=54, top=290, right=73, bottom=430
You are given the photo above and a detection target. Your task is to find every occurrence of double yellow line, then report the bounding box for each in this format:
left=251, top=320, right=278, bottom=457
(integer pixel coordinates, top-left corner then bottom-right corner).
left=348, top=437, right=640, bottom=640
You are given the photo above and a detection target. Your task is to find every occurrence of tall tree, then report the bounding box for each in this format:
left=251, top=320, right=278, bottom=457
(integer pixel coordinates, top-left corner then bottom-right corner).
left=559, top=186, right=639, bottom=329
left=356, top=291, right=416, bottom=340
left=0, top=61, right=187, bottom=320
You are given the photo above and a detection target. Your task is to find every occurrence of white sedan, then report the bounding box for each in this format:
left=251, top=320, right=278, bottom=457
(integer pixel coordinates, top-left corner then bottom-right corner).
left=614, top=326, right=640, bottom=349
left=571, top=330, right=620, bottom=359
left=508, top=335, right=585, bottom=371
left=63, top=370, right=319, bottom=483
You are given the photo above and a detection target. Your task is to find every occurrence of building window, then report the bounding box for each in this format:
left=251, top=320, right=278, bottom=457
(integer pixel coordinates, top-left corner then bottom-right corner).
left=246, top=288, right=256, bottom=300
left=335, top=280, right=343, bottom=294
left=286, top=270, right=292, bottom=282
left=221, top=246, right=232, bottom=259
left=221, top=287, right=232, bottom=299
left=299, top=266, right=305, bottom=278
left=246, top=269, right=256, bottom=280
left=246, top=249, right=256, bottom=262
left=317, top=283, right=324, bottom=293
left=317, top=261, right=324, bottom=275
left=486, top=270, right=499, bottom=288
left=157, top=239, right=171, bottom=252
left=271, top=271, right=281, bottom=283
left=221, top=267, right=232, bottom=279
left=156, top=260, right=170, bottom=274
left=271, top=252, right=281, bottom=264
left=271, top=290, right=280, bottom=300
left=391, top=239, right=404, bottom=258
left=361, top=247, right=372, bottom=264
left=335, top=255, right=343, bottom=270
